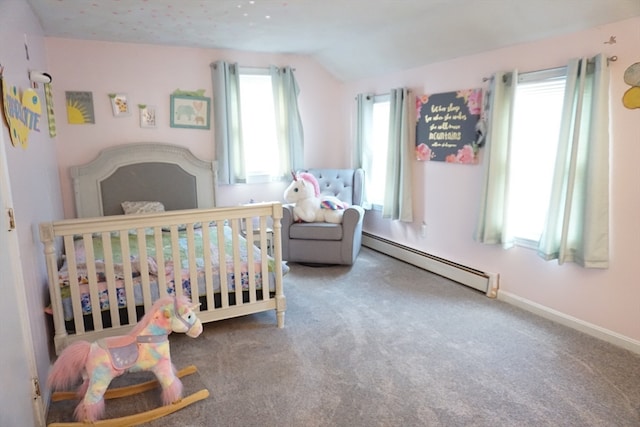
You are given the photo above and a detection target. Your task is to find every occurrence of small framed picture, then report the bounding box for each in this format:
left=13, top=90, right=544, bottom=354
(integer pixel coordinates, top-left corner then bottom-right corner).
left=170, top=95, right=210, bottom=129
left=109, top=93, right=131, bottom=117
left=65, top=91, right=95, bottom=124
left=139, top=105, right=156, bottom=128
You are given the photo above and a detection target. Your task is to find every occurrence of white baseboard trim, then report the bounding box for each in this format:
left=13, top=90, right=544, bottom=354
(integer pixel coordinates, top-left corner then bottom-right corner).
left=362, top=233, right=639, bottom=354
left=362, top=233, right=498, bottom=297
left=498, top=290, right=640, bottom=355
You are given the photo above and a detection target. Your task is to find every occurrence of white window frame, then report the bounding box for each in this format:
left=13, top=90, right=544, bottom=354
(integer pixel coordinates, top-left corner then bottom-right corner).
left=238, top=67, right=281, bottom=184
left=508, top=66, right=567, bottom=248
left=365, top=94, right=390, bottom=211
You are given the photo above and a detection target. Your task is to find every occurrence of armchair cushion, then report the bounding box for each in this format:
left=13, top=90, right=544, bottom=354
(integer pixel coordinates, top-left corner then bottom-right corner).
left=290, top=222, right=343, bottom=241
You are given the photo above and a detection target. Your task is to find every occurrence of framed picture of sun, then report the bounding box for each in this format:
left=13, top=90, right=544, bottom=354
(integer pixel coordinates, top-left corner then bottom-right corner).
left=65, top=91, right=95, bottom=124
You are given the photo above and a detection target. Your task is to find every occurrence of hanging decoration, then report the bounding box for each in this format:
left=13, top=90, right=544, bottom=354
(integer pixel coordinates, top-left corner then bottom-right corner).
left=1, top=71, right=42, bottom=149
left=29, top=70, right=57, bottom=138
left=415, top=88, right=483, bottom=164
left=108, top=93, right=131, bottom=117
left=44, top=81, right=56, bottom=137
left=622, top=62, right=640, bottom=110
left=138, top=104, right=157, bottom=128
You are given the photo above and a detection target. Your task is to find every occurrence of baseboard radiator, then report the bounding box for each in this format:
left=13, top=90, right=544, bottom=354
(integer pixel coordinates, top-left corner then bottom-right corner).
left=362, top=232, right=498, bottom=298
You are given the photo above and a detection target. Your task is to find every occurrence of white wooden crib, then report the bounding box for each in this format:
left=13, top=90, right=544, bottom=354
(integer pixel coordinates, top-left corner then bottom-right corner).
left=40, top=143, right=287, bottom=354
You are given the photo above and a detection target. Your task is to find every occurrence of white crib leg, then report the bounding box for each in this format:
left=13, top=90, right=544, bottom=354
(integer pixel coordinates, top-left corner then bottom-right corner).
left=276, top=294, right=286, bottom=328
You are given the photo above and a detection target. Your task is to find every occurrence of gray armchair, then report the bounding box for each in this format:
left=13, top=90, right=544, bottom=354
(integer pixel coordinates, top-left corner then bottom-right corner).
left=281, top=168, right=365, bottom=265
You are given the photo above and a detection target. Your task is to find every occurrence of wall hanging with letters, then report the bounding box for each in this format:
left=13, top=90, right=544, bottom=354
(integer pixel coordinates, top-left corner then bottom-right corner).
left=415, top=88, right=483, bottom=164
left=1, top=75, right=42, bottom=149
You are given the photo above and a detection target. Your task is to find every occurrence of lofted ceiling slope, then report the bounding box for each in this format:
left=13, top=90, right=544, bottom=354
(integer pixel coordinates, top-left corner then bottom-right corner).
left=26, top=0, right=640, bottom=81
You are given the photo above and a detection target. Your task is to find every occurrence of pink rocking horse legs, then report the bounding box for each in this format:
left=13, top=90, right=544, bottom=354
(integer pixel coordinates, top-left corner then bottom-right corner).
left=74, top=344, right=122, bottom=421
left=74, top=394, right=105, bottom=423
left=158, top=372, right=184, bottom=406
left=148, top=354, right=183, bottom=405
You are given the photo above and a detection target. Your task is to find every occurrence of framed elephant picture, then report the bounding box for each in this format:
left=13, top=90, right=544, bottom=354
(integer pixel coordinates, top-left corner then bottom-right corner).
left=170, top=94, right=211, bottom=129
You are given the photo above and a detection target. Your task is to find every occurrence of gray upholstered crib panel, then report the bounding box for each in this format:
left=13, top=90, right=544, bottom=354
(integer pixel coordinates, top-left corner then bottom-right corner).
left=100, top=163, right=197, bottom=215
left=70, top=143, right=217, bottom=218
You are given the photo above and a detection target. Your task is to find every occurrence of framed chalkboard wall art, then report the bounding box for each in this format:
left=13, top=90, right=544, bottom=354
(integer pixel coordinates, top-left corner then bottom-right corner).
left=415, top=88, right=483, bottom=164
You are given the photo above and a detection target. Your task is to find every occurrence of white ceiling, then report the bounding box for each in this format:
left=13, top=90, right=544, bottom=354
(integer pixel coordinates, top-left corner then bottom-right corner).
left=26, top=0, right=640, bottom=81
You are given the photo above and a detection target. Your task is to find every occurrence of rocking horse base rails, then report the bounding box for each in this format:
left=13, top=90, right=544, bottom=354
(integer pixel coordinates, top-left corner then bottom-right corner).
left=48, top=365, right=209, bottom=427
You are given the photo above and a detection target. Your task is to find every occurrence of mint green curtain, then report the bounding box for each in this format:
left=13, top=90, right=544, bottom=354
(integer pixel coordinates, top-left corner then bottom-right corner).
left=211, top=61, right=304, bottom=184
left=355, top=93, right=374, bottom=209
left=537, top=54, right=610, bottom=267
left=475, top=55, right=610, bottom=268
left=211, top=60, right=244, bottom=184
left=474, top=71, right=518, bottom=247
left=382, top=88, right=413, bottom=222
left=270, top=66, right=304, bottom=178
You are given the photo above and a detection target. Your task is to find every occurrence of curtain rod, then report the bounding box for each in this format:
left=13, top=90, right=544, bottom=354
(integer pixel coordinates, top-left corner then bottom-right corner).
left=354, top=89, right=411, bottom=101
left=210, top=63, right=296, bottom=72
left=481, top=55, right=618, bottom=82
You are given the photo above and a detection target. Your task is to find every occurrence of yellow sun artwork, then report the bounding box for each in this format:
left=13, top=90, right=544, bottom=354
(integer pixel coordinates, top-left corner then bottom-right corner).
left=622, top=62, right=640, bottom=110
left=65, top=91, right=95, bottom=124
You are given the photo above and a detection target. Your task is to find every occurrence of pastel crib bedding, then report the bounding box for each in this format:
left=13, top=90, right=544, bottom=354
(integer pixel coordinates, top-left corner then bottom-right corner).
left=57, top=224, right=289, bottom=321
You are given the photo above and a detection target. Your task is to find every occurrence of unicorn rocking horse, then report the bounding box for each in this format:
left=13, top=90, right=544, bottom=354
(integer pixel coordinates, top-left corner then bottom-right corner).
left=47, top=296, right=209, bottom=426
left=284, top=171, right=348, bottom=224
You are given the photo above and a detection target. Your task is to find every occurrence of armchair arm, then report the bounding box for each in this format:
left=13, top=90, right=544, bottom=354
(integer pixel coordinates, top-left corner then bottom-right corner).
left=342, top=205, right=364, bottom=229
left=281, top=203, right=295, bottom=233
left=280, top=203, right=295, bottom=260
left=340, top=205, right=365, bottom=264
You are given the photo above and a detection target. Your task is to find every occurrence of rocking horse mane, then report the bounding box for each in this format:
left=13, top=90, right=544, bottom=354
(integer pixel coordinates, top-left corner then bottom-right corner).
left=130, top=295, right=192, bottom=336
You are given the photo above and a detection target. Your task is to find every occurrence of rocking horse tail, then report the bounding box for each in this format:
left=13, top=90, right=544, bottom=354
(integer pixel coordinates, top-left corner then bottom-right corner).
left=47, top=341, right=91, bottom=391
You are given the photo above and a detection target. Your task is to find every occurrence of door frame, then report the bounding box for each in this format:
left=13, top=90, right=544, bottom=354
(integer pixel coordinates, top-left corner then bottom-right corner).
left=0, top=127, right=45, bottom=425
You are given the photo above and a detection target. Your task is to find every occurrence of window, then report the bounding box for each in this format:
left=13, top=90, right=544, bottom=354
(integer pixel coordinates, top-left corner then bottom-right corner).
left=238, top=69, right=280, bottom=183
left=507, top=68, right=566, bottom=245
left=477, top=56, right=609, bottom=266
left=365, top=95, right=390, bottom=208
left=212, top=61, right=303, bottom=185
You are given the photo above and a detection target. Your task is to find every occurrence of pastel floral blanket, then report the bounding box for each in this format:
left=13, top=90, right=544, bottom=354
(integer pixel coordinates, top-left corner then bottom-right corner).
left=56, top=225, right=288, bottom=321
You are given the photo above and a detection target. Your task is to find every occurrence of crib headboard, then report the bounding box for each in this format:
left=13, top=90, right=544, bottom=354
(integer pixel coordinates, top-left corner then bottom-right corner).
left=70, top=143, right=218, bottom=218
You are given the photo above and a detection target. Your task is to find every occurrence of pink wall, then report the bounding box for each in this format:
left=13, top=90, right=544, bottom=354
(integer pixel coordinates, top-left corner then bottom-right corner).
left=44, top=17, right=640, bottom=345
left=345, top=17, right=640, bottom=343
left=44, top=38, right=346, bottom=216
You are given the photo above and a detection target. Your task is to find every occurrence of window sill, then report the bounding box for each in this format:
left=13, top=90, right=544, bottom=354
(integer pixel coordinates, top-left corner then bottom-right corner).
left=514, top=237, right=539, bottom=250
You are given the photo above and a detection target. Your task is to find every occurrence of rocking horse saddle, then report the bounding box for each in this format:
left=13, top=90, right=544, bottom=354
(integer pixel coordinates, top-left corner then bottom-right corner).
left=98, top=334, right=168, bottom=370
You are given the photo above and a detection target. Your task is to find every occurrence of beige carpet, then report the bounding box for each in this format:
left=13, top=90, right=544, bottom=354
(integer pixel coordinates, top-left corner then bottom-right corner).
left=47, top=247, right=640, bottom=426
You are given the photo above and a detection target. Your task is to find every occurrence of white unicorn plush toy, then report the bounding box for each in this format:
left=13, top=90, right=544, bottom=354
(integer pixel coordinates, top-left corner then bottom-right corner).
left=284, top=171, right=348, bottom=224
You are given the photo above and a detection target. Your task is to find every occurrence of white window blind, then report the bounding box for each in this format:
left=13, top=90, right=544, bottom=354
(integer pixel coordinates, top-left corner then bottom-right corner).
left=507, top=69, right=567, bottom=244
left=238, top=71, right=280, bottom=182
left=368, top=96, right=390, bottom=208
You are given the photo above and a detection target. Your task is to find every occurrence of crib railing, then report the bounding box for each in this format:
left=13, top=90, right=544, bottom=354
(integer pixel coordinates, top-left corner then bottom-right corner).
left=40, top=203, right=285, bottom=354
